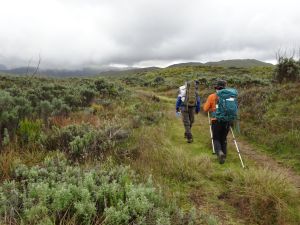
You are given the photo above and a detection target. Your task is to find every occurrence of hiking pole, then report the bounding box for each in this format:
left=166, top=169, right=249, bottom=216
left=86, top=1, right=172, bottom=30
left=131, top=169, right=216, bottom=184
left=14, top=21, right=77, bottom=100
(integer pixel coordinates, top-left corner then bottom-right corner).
left=230, top=127, right=245, bottom=169
left=207, top=112, right=216, bottom=154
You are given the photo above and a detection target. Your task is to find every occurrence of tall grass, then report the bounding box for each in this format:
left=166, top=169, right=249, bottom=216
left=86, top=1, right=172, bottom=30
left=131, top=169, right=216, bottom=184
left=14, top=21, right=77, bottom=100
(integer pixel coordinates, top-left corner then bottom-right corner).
left=129, top=114, right=300, bottom=225
left=225, top=168, right=300, bottom=225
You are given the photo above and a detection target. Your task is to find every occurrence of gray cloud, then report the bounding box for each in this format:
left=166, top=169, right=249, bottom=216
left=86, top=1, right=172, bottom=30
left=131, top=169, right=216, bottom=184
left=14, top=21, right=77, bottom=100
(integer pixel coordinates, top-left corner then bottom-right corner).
left=0, top=0, right=299, bottom=69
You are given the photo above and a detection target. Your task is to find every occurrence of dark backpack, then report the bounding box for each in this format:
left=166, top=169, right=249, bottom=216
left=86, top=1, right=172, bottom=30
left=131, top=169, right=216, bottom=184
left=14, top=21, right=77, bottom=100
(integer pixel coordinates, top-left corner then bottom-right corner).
left=185, top=81, right=198, bottom=107
left=216, top=88, right=238, bottom=122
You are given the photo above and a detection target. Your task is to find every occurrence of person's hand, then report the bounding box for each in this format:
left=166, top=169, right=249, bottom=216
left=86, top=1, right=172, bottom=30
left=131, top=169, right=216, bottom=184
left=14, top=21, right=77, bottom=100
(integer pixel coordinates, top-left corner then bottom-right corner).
left=195, top=109, right=199, bottom=114
left=176, top=107, right=180, bottom=113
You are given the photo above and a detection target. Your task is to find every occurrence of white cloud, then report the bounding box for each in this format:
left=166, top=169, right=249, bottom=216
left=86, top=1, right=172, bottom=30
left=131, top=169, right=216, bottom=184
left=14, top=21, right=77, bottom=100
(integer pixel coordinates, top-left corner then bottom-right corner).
left=0, top=0, right=299, bottom=68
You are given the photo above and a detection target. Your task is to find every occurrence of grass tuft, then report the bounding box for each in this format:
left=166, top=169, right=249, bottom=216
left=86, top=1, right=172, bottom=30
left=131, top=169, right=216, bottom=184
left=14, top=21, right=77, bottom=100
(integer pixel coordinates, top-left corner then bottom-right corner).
left=226, top=167, right=300, bottom=225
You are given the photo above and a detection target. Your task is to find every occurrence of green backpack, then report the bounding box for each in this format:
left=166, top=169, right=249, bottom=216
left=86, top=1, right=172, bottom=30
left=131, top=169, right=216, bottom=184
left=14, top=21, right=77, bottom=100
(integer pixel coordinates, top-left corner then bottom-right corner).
left=185, top=81, right=198, bottom=107
left=215, top=88, right=238, bottom=122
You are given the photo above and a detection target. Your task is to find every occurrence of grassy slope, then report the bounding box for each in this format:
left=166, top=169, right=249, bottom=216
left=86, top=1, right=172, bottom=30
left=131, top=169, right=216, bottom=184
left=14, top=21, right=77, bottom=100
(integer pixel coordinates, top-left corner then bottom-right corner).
left=118, top=65, right=300, bottom=172
left=165, top=104, right=245, bottom=224
left=1, top=72, right=299, bottom=224
left=131, top=90, right=300, bottom=225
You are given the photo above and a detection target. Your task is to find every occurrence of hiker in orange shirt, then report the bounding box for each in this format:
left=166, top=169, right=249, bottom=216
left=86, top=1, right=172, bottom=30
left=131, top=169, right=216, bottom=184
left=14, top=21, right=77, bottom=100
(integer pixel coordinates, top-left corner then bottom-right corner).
left=203, top=80, right=230, bottom=164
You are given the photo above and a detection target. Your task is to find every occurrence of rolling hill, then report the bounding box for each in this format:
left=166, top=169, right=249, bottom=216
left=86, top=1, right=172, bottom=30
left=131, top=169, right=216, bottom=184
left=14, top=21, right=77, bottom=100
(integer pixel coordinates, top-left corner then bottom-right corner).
left=168, top=59, right=274, bottom=68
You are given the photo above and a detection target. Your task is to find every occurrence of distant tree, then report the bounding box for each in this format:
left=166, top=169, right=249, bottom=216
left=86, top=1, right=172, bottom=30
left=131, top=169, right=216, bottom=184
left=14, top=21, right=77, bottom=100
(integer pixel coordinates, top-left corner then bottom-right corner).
left=94, top=79, right=118, bottom=96
left=153, top=76, right=165, bottom=86
left=0, top=91, right=32, bottom=143
left=274, top=50, right=300, bottom=83
left=39, top=100, right=52, bottom=124
left=80, top=88, right=96, bottom=106
left=51, top=98, right=70, bottom=117
left=64, top=93, right=81, bottom=108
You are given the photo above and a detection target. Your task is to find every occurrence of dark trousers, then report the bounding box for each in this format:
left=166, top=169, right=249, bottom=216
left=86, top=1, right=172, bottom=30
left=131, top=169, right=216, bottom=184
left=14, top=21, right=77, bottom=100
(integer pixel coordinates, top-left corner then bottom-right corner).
left=181, top=106, right=195, bottom=137
left=212, top=120, right=230, bottom=155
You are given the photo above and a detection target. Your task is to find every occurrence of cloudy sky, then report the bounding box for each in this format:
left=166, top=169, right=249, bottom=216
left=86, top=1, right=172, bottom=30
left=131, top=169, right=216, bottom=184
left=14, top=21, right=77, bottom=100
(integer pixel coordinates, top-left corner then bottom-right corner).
left=0, top=0, right=299, bottom=69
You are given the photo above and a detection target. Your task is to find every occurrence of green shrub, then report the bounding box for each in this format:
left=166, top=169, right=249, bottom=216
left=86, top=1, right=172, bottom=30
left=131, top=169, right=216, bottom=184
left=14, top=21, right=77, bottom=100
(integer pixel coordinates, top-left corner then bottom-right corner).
left=95, top=79, right=120, bottom=97
left=225, top=168, right=300, bottom=225
left=38, top=100, right=52, bottom=124
left=18, top=119, right=43, bottom=145
left=238, top=83, right=300, bottom=170
left=2, top=128, right=10, bottom=146
left=51, top=98, right=71, bottom=117
left=80, top=88, right=96, bottom=107
left=274, top=56, right=300, bottom=83
left=129, top=102, right=165, bottom=126
left=0, top=155, right=189, bottom=225
left=42, top=123, right=129, bottom=161
left=0, top=90, right=32, bottom=139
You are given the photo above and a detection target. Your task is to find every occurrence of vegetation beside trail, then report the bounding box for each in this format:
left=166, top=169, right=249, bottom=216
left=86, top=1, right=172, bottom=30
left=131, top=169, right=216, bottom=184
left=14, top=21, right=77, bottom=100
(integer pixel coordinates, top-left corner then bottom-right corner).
left=0, top=75, right=194, bottom=224
left=120, top=63, right=300, bottom=172
left=0, top=60, right=300, bottom=225
left=139, top=93, right=300, bottom=225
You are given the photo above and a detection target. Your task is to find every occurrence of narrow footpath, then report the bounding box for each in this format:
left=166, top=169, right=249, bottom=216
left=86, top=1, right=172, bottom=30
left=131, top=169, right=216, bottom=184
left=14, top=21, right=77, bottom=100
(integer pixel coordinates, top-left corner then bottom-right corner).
left=157, top=91, right=300, bottom=188
left=136, top=90, right=300, bottom=224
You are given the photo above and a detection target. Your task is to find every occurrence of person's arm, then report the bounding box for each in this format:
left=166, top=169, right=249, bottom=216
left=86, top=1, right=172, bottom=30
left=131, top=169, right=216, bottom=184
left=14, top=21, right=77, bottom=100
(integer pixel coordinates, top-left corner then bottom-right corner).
left=203, top=94, right=213, bottom=112
left=195, top=96, right=200, bottom=113
left=176, top=96, right=182, bottom=112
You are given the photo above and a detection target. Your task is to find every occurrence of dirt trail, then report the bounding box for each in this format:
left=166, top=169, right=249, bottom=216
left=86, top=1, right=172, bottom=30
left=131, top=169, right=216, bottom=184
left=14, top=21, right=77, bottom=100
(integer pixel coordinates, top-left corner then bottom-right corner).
left=156, top=91, right=300, bottom=189
left=136, top=90, right=300, bottom=224
left=230, top=137, right=300, bottom=188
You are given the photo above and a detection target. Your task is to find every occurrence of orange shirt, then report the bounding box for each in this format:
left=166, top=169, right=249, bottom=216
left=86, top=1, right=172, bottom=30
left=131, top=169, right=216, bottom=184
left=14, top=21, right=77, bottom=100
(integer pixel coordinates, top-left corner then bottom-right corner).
left=203, top=93, right=218, bottom=120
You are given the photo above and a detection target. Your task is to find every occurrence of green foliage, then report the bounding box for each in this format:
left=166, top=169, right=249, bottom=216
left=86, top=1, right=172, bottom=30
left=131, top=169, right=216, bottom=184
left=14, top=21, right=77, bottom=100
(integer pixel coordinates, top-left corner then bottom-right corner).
left=80, top=88, right=96, bottom=107
left=225, top=168, right=300, bottom=225
left=0, top=90, right=32, bottom=139
left=69, top=132, right=97, bottom=159
left=0, top=155, right=185, bottom=225
left=2, top=65, right=299, bottom=225
left=274, top=56, right=300, bottom=83
left=121, top=65, right=273, bottom=92
left=38, top=100, right=53, bottom=125
left=0, top=75, right=128, bottom=142
left=95, top=79, right=121, bottom=97
left=42, top=123, right=129, bottom=161
left=2, top=128, right=10, bottom=146
left=129, top=102, right=164, bottom=127
left=238, top=83, right=300, bottom=170
left=18, top=119, right=43, bottom=145
left=51, top=98, right=71, bottom=117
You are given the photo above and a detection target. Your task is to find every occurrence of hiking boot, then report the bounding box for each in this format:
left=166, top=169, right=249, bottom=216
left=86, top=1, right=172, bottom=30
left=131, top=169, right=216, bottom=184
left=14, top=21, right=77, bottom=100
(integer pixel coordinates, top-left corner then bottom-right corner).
left=218, top=151, right=225, bottom=164
left=184, top=132, right=188, bottom=139
left=187, top=133, right=193, bottom=143
left=187, top=137, right=193, bottom=143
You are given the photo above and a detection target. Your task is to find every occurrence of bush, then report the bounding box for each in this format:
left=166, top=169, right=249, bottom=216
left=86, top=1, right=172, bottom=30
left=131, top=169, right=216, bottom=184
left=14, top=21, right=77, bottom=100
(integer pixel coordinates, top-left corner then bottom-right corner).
left=225, top=168, right=300, bottom=225
left=42, top=123, right=129, bottom=161
left=51, top=98, right=71, bottom=117
left=274, top=56, right=300, bottom=83
left=152, top=76, right=165, bottom=86
left=18, top=119, right=43, bottom=145
left=38, top=100, right=52, bottom=124
left=2, top=128, right=10, bottom=146
left=80, top=88, right=96, bottom=107
left=129, top=102, right=165, bottom=126
left=0, top=91, right=32, bottom=140
left=95, top=79, right=119, bottom=97
left=0, top=155, right=187, bottom=225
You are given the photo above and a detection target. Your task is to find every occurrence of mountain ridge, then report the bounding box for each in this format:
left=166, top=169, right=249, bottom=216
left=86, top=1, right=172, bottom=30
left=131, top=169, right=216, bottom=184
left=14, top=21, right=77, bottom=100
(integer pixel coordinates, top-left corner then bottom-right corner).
left=168, top=59, right=274, bottom=68
left=0, top=59, right=274, bottom=77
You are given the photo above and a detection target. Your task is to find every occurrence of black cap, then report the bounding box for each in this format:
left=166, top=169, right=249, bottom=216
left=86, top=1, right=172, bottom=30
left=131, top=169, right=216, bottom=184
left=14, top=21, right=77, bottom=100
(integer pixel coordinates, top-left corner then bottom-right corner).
left=214, top=80, right=226, bottom=90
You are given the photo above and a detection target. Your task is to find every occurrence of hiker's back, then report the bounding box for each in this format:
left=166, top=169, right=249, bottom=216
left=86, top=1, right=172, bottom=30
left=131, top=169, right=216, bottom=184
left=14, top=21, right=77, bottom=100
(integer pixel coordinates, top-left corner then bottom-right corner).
left=216, top=88, right=238, bottom=122
left=178, top=80, right=199, bottom=107
left=186, top=81, right=197, bottom=106
left=176, top=80, right=200, bottom=143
